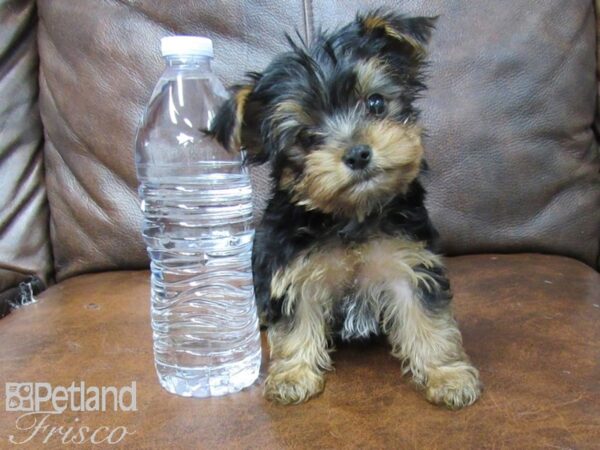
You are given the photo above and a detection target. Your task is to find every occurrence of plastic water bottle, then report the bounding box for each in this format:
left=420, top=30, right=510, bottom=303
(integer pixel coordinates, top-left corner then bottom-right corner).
left=135, top=36, right=261, bottom=397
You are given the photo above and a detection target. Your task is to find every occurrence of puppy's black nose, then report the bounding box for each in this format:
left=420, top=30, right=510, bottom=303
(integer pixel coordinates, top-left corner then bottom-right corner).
left=343, top=145, right=372, bottom=170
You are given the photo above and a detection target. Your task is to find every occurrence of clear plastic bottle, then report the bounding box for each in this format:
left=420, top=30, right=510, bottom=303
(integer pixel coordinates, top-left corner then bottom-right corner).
left=135, top=36, right=261, bottom=397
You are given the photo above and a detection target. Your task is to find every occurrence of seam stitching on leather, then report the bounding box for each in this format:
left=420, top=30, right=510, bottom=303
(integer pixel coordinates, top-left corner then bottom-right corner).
left=595, top=0, right=600, bottom=271
left=593, top=0, right=599, bottom=142
left=302, top=0, right=314, bottom=44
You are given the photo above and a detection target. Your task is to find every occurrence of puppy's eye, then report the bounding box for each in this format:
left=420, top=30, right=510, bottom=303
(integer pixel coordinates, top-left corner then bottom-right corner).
left=366, top=94, right=386, bottom=116
left=298, top=130, right=317, bottom=149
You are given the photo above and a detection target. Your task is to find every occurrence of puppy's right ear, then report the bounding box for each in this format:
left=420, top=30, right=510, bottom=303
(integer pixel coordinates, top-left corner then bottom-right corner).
left=210, top=79, right=266, bottom=163
left=358, top=10, right=437, bottom=60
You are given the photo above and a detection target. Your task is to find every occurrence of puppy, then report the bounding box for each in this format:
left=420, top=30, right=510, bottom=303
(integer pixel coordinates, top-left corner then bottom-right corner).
left=211, top=10, right=482, bottom=409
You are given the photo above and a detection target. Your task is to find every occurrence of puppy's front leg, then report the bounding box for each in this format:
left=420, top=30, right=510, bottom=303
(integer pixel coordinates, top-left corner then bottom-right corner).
left=263, top=247, right=351, bottom=404
left=264, top=290, right=331, bottom=404
left=382, top=273, right=482, bottom=409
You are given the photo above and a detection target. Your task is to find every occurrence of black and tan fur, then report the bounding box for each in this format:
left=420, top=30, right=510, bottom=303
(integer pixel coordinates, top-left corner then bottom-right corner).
left=210, top=10, right=482, bottom=409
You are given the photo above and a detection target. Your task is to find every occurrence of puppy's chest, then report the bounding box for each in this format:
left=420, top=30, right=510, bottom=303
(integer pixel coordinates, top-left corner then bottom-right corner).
left=269, top=232, right=438, bottom=338
left=290, top=236, right=426, bottom=340
left=272, top=234, right=429, bottom=296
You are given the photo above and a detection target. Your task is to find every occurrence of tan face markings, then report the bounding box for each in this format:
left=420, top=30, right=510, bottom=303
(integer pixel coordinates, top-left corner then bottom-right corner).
left=355, top=58, right=404, bottom=110
left=288, top=122, right=424, bottom=219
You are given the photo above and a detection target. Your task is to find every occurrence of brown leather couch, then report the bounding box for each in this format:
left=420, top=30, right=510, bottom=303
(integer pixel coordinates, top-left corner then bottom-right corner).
left=1, top=0, right=599, bottom=448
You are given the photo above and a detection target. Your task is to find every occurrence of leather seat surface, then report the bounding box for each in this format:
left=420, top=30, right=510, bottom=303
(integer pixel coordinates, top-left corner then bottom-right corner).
left=1, top=254, right=598, bottom=449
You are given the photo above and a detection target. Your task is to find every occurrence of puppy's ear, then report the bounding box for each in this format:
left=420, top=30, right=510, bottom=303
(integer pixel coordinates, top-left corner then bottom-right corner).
left=358, top=10, right=437, bottom=57
left=210, top=77, right=266, bottom=163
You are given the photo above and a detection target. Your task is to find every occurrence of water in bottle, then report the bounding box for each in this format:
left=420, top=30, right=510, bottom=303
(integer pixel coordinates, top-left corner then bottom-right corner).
left=135, top=36, right=262, bottom=397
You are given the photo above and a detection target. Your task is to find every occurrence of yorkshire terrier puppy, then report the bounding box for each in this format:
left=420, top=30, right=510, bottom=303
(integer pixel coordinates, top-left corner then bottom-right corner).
left=211, top=10, right=482, bottom=409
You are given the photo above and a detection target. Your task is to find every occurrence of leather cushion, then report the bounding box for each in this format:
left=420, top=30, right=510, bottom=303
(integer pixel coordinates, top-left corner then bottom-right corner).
left=1, top=255, right=598, bottom=447
left=0, top=0, right=52, bottom=293
left=37, top=1, right=600, bottom=280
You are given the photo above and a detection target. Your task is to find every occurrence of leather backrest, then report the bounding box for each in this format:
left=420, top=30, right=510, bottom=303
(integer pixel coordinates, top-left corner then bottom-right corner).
left=37, top=0, right=600, bottom=281
left=0, top=0, right=52, bottom=293
left=596, top=0, right=600, bottom=161
left=37, top=0, right=298, bottom=280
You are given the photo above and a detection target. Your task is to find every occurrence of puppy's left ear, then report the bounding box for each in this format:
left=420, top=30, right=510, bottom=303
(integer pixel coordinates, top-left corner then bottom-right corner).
left=358, top=10, right=437, bottom=57
left=210, top=77, right=266, bottom=163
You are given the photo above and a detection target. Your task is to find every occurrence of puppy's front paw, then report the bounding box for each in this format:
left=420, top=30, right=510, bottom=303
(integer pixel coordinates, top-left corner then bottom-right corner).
left=424, top=362, right=482, bottom=410
left=264, top=364, right=324, bottom=405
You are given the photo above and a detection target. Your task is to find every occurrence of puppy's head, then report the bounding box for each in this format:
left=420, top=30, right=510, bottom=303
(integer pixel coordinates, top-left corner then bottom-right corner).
left=211, top=10, right=435, bottom=219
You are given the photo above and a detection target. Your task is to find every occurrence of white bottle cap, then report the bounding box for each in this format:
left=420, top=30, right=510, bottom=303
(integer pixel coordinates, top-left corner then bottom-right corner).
left=160, top=36, right=214, bottom=58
